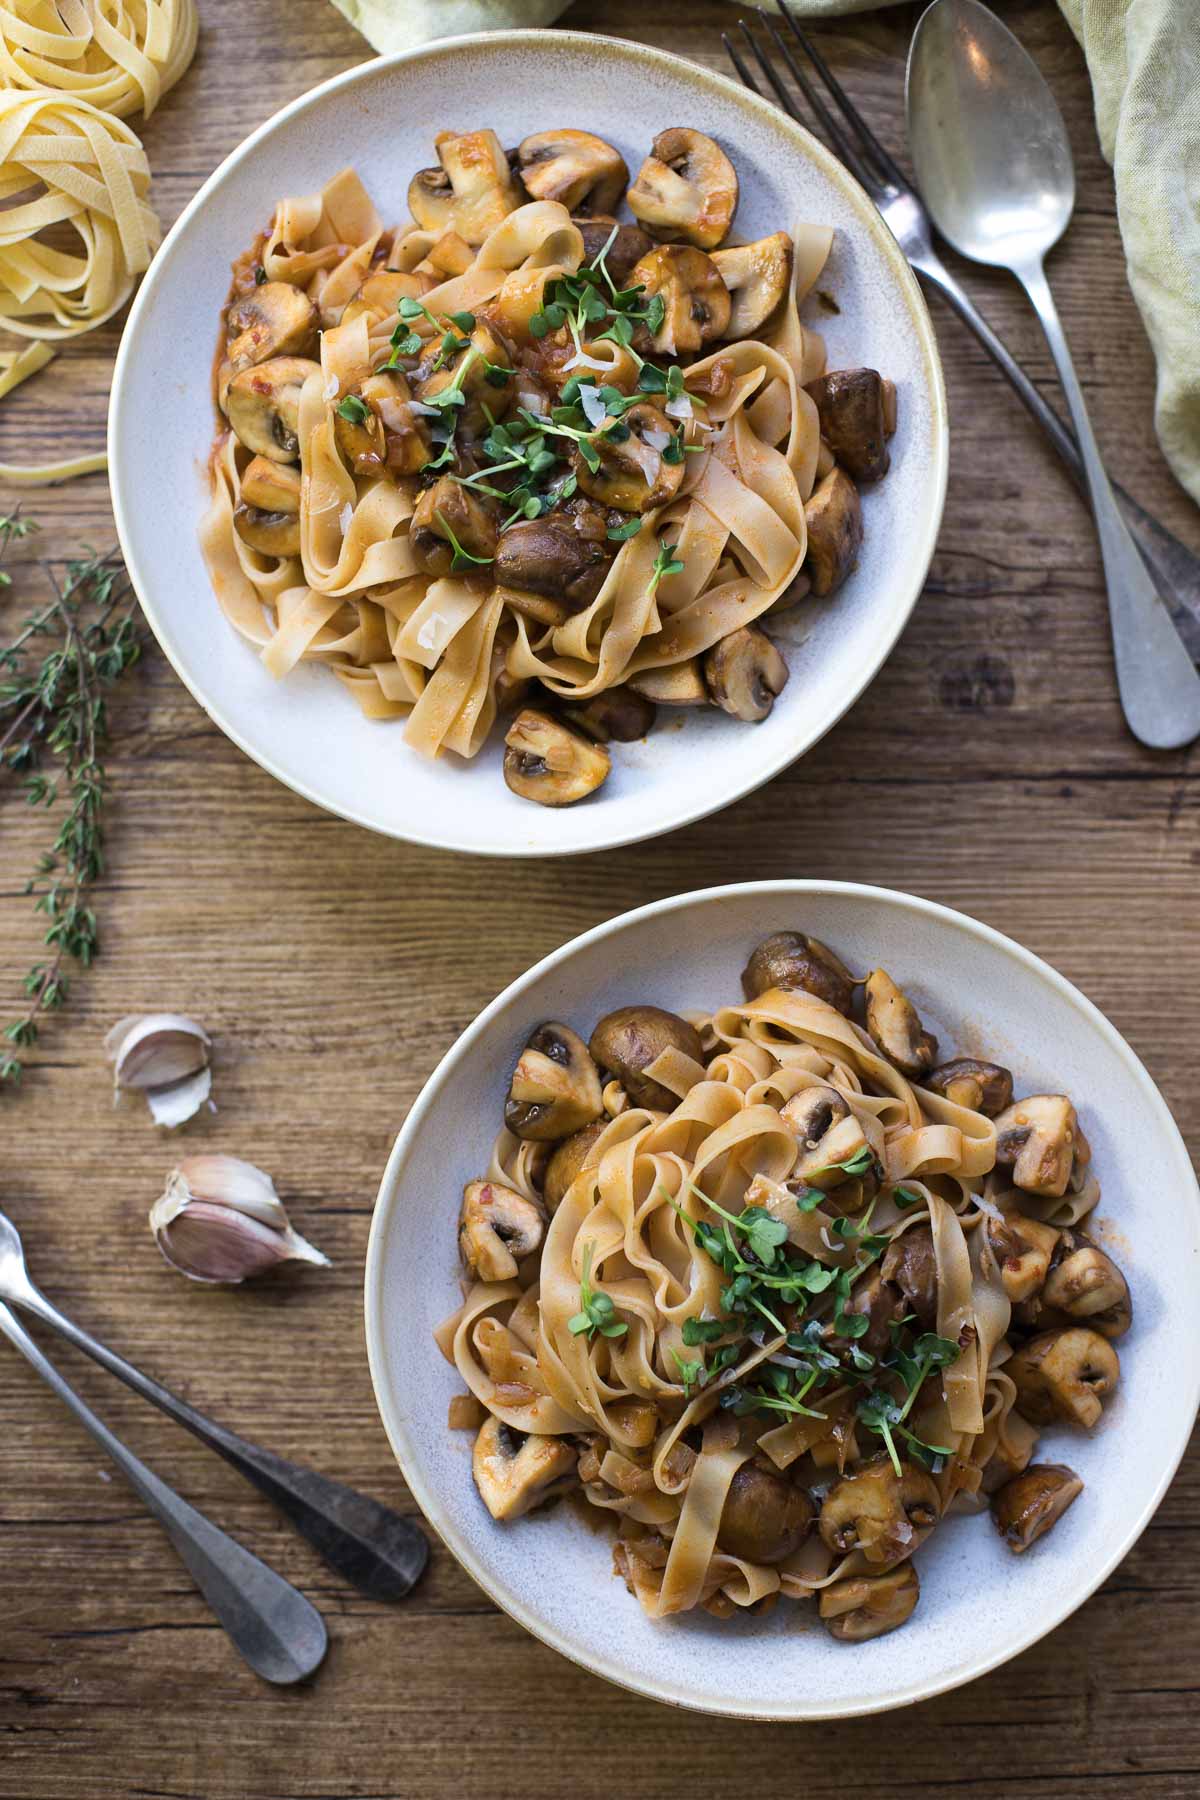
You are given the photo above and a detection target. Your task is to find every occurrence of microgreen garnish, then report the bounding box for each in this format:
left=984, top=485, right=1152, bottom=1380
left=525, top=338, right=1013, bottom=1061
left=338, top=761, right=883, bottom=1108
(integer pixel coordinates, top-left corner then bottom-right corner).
left=567, top=1243, right=628, bottom=1341
left=682, top=1315, right=727, bottom=1347
left=648, top=540, right=685, bottom=598
left=606, top=517, right=642, bottom=544
left=435, top=513, right=493, bottom=574
left=894, top=1185, right=924, bottom=1209
left=336, top=394, right=370, bottom=425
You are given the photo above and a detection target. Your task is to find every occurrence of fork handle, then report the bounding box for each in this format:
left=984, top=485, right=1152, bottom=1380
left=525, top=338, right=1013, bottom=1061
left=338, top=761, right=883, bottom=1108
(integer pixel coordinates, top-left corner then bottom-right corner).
left=913, top=248, right=1200, bottom=658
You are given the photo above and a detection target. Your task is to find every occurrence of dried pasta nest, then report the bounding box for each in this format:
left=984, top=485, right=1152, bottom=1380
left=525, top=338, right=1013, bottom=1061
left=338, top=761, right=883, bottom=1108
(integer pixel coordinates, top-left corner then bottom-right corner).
left=0, top=0, right=198, bottom=120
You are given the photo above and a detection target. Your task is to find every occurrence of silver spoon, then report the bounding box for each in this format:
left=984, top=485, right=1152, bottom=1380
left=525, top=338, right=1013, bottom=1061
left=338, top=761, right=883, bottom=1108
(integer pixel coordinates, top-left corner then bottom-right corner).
left=0, top=1298, right=327, bottom=1683
left=907, top=0, right=1200, bottom=751
left=0, top=1208, right=428, bottom=1602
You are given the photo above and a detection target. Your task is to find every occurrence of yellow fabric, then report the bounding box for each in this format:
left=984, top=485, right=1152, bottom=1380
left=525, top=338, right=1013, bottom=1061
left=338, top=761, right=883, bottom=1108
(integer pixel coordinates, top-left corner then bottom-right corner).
left=332, top=0, right=1200, bottom=506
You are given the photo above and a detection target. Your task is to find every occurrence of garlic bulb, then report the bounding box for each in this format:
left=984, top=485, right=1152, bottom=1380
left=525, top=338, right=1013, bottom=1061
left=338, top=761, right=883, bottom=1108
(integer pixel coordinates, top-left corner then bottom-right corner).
left=150, top=1154, right=330, bottom=1284
left=105, top=1013, right=212, bottom=1127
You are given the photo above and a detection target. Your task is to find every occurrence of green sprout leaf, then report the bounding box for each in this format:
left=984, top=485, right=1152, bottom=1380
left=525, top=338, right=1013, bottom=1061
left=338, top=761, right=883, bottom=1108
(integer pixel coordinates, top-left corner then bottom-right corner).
left=567, top=1243, right=628, bottom=1341
left=336, top=394, right=370, bottom=425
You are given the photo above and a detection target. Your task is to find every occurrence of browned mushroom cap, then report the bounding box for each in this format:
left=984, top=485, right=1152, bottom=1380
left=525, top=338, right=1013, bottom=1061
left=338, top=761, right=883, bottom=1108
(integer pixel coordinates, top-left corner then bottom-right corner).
left=703, top=626, right=788, bottom=722
left=741, top=931, right=855, bottom=1014
left=993, top=1094, right=1081, bottom=1198
left=224, top=282, right=317, bottom=389
left=504, top=1021, right=604, bottom=1142
left=792, top=1111, right=878, bottom=1194
left=459, top=1180, right=546, bottom=1282
left=472, top=1417, right=577, bottom=1520
left=926, top=1056, right=1014, bottom=1117
left=780, top=1083, right=850, bottom=1150
left=627, top=127, right=739, bottom=249
left=864, top=968, right=938, bottom=1077
left=625, top=659, right=707, bottom=705
left=819, top=1564, right=919, bottom=1642
left=1042, top=1229, right=1132, bottom=1339
left=819, top=1458, right=941, bottom=1567
left=408, top=129, right=520, bottom=244
left=232, top=502, right=300, bottom=558
left=563, top=686, right=656, bottom=744
left=340, top=268, right=432, bottom=330
left=628, top=244, right=731, bottom=356
left=991, top=1463, right=1083, bottom=1553
left=711, top=232, right=794, bottom=339
left=984, top=1210, right=1061, bottom=1304
left=226, top=356, right=319, bottom=461
left=804, top=369, right=891, bottom=483
left=572, top=402, right=686, bottom=512
left=503, top=710, right=611, bottom=809
left=845, top=1267, right=905, bottom=1357
left=543, top=1119, right=608, bottom=1211
left=494, top=508, right=614, bottom=610
left=589, top=1005, right=704, bottom=1111
left=414, top=318, right=515, bottom=434
left=410, top=475, right=499, bottom=578
left=717, top=1464, right=814, bottom=1564
left=1007, top=1327, right=1119, bottom=1429
left=572, top=216, right=653, bottom=283
left=880, top=1224, right=939, bottom=1328
left=240, top=455, right=300, bottom=516
left=804, top=465, right=862, bottom=596
left=516, top=130, right=628, bottom=212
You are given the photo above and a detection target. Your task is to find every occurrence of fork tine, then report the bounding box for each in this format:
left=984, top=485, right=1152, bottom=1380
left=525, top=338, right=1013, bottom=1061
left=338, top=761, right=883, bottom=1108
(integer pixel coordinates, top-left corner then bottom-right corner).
left=735, top=20, right=875, bottom=192
left=722, top=31, right=763, bottom=99
left=757, top=13, right=873, bottom=185
left=776, top=1, right=910, bottom=191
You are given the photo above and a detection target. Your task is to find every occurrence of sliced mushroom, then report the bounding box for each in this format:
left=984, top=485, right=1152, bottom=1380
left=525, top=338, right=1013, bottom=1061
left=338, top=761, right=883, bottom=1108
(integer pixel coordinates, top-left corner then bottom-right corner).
left=984, top=1210, right=1061, bottom=1304
left=625, top=659, right=707, bottom=705
left=864, top=969, right=938, bottom=1077
left=563, top=686, right=656, bottom=744
left=408, top=129, right=520, bottom=245
left=504, top=1021, right=604, bottom=1142
left=223, top=282, right=317, bottom=394
left=804, top=369, right=891, bottom=483
left=572, top=401, right=686, bottom=512
left=333, top=392, right=387, bottom=477
left=503, top=710, right=611, bottom=809
left=925, top=1056, right=1014, bottom=1117
left=1041, top=1230, right=1132, bottom=1339
left=543, top=1119, right=608, bottom=1210
left=780, top=1083, right=850, bottom=1150
left=459, top=1179, right=546, bottom=1282
left=340, top=268, right=430, bottom=330
left=240, top=455, right=300, bottom=514
left=410, top=476, right=499, bottom=579
left=572, top=216, right=653, bottom=284
left=993, top=1095, right=1081, bottom=1198
left=589, top=1005, right=704, bottom=1112
left=494, top=507, right=615, bottom=610
left=711, top=232, right=793, bottom=339
left=516, top=130, right=628, bottom=213
left=717, top=1463, right=813, bottom=1564
left=991, top=1463, right=1083, bottom=1553
left=803, top=465, right=862, bottom=597
left=472, top=1417, right=577, bottom=1521
left=741, top=931, right=855, bottom=1015
left=628, top=245, right=730, bottom=356
left=232, top=503, right=300, bottom=558
left=414, top=319, right=515, bottom=434
left=703, top=625, right=788, bottom=721
left=627, top=127, right=738, bottom=249
left=819, top=1565, right=919, bottom=1642
left=818, top=1458, right=941, bottom=1567
left=845, top=1268, right=904, bottom=1357
left=1007, top=1327, right=1119, bottom=1429
left=792, top=1112, right=876, bottom=1193
left=226, top=356, right=319, bottom=461
left=880, top=1225, right=938, bottom=1329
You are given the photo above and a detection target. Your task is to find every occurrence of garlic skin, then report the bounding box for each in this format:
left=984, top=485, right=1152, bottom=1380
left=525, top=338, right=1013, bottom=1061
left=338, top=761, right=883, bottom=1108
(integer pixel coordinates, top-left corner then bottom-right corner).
left=150, top=1154, right=330, bottom=1284
left=105, top=1013, right=212, bottom=1128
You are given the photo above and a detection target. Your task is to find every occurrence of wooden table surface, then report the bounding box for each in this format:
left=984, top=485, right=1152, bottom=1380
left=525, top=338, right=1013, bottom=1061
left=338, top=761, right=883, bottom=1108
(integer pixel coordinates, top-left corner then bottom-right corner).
left=2, top=1, right=1197, bottom=1794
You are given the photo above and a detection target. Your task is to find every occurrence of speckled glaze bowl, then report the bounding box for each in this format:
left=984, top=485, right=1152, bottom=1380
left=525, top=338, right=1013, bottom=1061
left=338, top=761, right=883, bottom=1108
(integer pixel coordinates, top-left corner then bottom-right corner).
left=109, top=32, right=947, bottom=856
left=366, top=880, right=1200, bottom=1717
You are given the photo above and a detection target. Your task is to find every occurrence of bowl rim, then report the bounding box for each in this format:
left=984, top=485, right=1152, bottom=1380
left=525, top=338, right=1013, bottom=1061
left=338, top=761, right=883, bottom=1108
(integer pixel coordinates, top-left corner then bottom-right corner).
left=364, top=877, right=1200, bottom=1718
left=107, top=28, right=949, bottom=858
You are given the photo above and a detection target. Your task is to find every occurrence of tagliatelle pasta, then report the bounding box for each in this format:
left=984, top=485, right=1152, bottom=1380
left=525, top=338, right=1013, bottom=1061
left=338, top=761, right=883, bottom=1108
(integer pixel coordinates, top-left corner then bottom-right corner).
left=0, top=0, right=197, bottom=119
left=437, top=928, right=1130, bottom=1637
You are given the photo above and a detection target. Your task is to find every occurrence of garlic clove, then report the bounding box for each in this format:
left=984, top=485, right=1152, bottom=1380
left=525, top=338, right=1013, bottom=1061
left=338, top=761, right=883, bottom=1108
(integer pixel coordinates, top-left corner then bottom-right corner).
left=170, top=1154, right=287, bottom=1227
left=150, top=1154, right=330, bottom=1284
left=106, top=1013, right=211, bottom=1090
left=147, top=1066, right=212, bottom=1129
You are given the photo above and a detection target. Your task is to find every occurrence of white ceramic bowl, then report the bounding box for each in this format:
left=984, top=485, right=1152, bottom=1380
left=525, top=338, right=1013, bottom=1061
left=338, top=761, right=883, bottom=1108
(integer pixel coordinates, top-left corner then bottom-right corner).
left=109, top=32, right=947, bottom=857
left=366, top=880, right=1200, bottom=1718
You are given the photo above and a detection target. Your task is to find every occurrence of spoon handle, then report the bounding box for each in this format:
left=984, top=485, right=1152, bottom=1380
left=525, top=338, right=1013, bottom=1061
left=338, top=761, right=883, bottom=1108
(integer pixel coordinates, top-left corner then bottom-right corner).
left=1015, top=258, right=1200, bottom=750
left=10, top=1278, right=428, bottom=1603
left=0, top=1300, right=327, bottom=1684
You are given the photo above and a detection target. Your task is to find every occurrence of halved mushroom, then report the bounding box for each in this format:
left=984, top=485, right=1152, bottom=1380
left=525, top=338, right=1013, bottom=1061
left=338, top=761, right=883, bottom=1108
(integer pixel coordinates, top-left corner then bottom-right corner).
left=340, top=268, right=430, bottom=330
left=563, top=686, right=656, bottom=744
left=819, top=1564, right=919, bottom=1642
left=984, top=1210, right=1061, bottom=1304
left=333, top=390, right=387, bottom=478
left=504, top=1021, right=604, bottom=1141
left=991, top=1463, right=1083, bottom=1553
left=803, top=465, right=862, bottom=597
left=226, top=356, right=319, bottom=461
left=494, top=507, right=615, bottom=610
left=792, top=1111, right=876, bottom=1193
left=572, top=401, right=686, bottom=512
left=993, top=1095, right=1081, bottom=1198
left=711, top=232, right=794, bottom=339
left=503, top=710, right=611, bottom=809
left=741, top=931, right=855, bottom=1014
left=880, top=1224, right=939, bottom=1328
left=703, top=626, right=788, bottom=721
left=240, top=455, right=300, bottom=515
left=818, top=1458, right=941, bottom=1567
left=1007, top=1327, right=1119, bottom=1429
left=845, top=1267, right=905, bottom=1357
left=864, top=969, right=938, bottom=1077
left=410, top=476, right=499, bottom=578
left=232, top=503, right=300, bottom=558
left=459, top=1179, right=546, bottom=1282
left=414, top=319, right=515, bottom=434
left=780, top=1083, right=850, bottom=1150
left=589, top=1005, right=704, bottom=1112
left=223, top=282, right=317, bottom=392
left=625, top=660, right=707, bottom=705
left=925, top=1056, right=1013, bottom=1117
left=516, top=130, right=628, bottom=213
left=1041, top=1230, right=1132, bottom=1339
left=472, top=1417, right=577, bottom=1521
left=717, top=1463, right=814, bottom=1564
left=408, top=129, right=520, bottom=245
left=804, top=369, right=891, bottom=483
left=627, top=127, right=739, bottom=250
left=628, top=245, right=731, bottom=356
left=543, top=1119, right=607, bottom=1211
left=572, top=216, right=653, bottom=284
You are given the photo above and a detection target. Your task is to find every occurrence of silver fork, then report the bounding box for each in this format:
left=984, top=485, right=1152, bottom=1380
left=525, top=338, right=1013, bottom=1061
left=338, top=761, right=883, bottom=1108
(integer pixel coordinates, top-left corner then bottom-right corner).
left=726, top=4, right=1200, bottom=658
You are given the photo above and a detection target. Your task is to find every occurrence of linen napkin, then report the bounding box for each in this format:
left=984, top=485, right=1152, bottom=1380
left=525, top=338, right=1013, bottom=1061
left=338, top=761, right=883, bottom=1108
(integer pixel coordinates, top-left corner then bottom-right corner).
left=329, top=0, right=1200, bottom=507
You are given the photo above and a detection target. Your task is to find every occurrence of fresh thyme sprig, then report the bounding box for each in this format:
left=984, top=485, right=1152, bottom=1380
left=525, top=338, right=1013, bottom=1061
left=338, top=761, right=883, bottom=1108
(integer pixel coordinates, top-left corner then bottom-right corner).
left=0, top=518, right=140, bottom=1085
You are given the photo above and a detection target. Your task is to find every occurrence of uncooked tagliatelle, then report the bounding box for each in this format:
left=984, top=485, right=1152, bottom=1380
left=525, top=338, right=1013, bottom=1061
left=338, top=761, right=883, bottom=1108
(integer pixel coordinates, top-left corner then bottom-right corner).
left=438, top=930, right=1131, bottom=1638
left=200, top=126, right=899, bottom=808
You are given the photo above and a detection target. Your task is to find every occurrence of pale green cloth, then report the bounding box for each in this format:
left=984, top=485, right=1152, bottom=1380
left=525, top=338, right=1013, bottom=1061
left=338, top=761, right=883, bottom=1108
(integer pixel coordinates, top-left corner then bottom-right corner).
left=331, top=0, right=1200, bottom=505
